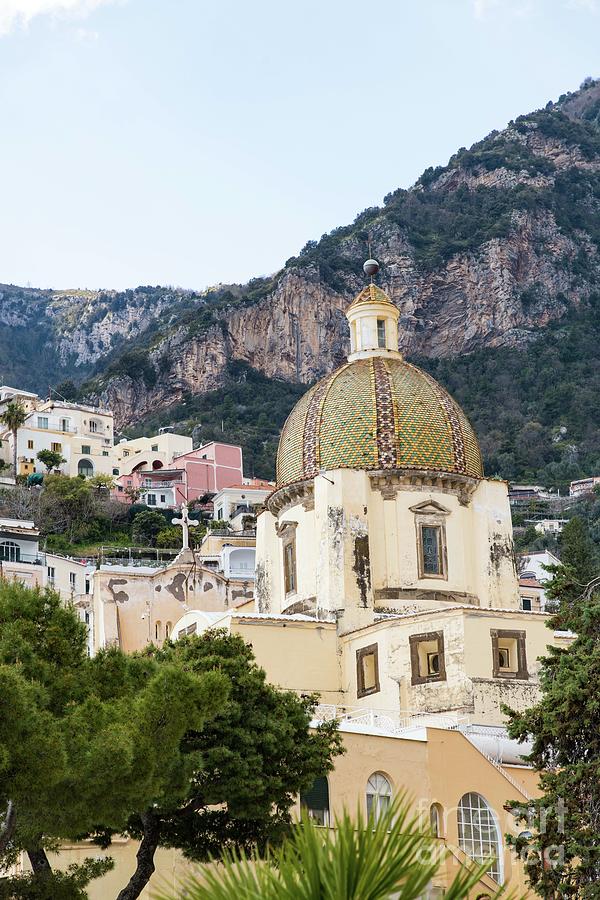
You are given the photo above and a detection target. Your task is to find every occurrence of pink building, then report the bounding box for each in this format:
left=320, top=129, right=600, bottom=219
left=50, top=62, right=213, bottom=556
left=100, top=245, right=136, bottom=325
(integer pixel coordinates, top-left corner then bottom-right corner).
left=116, top=441, right=245, bottom=508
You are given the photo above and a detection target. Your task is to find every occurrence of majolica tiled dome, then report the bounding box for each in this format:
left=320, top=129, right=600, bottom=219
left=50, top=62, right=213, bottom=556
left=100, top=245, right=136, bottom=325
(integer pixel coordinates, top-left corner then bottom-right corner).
left=276, top=356, right=483, bottom=488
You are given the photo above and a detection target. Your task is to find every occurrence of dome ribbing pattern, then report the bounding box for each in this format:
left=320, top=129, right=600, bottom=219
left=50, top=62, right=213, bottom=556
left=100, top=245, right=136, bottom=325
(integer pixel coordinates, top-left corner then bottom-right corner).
left=276, top=356, right=483, bottom=488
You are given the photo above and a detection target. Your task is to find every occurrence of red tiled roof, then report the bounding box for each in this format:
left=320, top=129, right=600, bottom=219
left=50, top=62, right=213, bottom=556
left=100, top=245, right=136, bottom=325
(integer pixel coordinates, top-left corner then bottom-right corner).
left=519, top=577, right=544, bottom=588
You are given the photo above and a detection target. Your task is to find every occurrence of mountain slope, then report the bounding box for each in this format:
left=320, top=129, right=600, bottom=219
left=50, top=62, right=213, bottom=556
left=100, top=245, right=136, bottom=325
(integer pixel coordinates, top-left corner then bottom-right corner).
left=80, top=79, right=600, bottom=429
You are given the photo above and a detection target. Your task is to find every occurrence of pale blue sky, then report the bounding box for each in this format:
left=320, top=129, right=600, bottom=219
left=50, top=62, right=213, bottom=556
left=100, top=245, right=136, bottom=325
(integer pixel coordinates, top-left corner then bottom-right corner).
left=0, top=0, right=598, bottom=290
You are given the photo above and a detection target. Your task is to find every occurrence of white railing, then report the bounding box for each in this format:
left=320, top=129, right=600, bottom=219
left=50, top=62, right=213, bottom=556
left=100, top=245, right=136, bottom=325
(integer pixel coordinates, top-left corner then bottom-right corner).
left=312, top=705, right=469, bottom=734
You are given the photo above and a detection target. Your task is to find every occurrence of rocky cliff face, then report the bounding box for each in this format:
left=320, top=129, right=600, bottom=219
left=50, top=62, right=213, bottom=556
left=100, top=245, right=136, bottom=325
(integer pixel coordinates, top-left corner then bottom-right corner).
left=6, top=81, right=600, bottom=432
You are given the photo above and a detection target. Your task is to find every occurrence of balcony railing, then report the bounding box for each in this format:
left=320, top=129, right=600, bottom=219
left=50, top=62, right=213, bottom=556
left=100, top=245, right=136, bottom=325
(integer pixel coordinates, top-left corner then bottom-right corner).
left=311, top=705, right=469, bottom=735
left=0, top=552, right=45, bottom=566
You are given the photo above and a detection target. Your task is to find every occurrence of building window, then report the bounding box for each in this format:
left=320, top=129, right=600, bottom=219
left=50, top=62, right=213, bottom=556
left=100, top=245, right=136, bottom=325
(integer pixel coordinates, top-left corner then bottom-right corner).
left=102, top=450, right=109, bottom=456
left=69, top=572, right=76, bottom=590
left=112, top=468, right=120, bottom=476
left=81, top=445, right=91, bottom=455
left=89, top=420, right=99, bottom=433
left=85, top=578, right=90, bottom=594
left=420, top=525, right=444, bottom=576
left=521, top=597, right=532, bottom=611
left=155, top=621, right=162, bottom=641
left=151, top=444, right=158, bottom=451
left=160, top=494, right=166, bottom=504
left=430, top=803, right=444, bottom=838
left=377, top=318, right=386, bottom=348
left=217, top=508, right=223, bottom=520
left=283, top=540, right=296, bottom=595
left=37, top=417, right=48, bottom=429
left=411, top=501, right=450, bottom=580
left=457, top=793, right=503, bottom=883
left=409, top=631, right=446, bottom=685
left=491, top=629, right=528, bottom=679
left=27, top=439, right=34, bottom=450
left=0, top=541, right=20, bottom=562
left=147, top=494, right=156, bottom=506
left=300, top=776, right=330, bottom=827
left=78, top=459, right=94, bottom=478
left=356, top=643, right=380, bottom=698
left=366, top=773, right=392, bottom=822
left=165, top=622, right=172, bottom=639
left=60, top=418, right=70, bottom=432
left=51, top=442, right=62, bottom=453
left=123, top=450, right=130, bottom=457
left=47, top=566, right=55, bottom=581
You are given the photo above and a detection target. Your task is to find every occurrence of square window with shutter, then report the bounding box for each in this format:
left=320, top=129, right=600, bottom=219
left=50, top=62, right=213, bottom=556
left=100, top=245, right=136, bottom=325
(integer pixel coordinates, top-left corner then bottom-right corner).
left=410, top=631, right=447, bottom=685
left=356, top=644, right=380, bottom=698
left=491, top=629, right=528, bottom=679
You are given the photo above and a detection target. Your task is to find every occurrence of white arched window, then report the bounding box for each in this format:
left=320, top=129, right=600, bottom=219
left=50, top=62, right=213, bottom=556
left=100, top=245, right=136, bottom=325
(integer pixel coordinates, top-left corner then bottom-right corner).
left=366, top=772, right=392, bottom=822
left=0, top=541, right=20, bottom=562
left=155, top=621, right=162, bottom=641
left=457, top=792, right=503, bottom=883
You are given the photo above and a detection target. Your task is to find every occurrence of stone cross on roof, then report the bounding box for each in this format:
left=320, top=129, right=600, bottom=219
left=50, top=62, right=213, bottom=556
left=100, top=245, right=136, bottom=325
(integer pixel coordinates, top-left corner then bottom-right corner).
left=172, top=502, right=199, bottom=551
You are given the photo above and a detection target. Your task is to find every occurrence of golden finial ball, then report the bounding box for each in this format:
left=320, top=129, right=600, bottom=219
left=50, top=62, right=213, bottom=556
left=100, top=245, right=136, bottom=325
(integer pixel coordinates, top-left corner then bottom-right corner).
left=363, top=259, right=380, bottom=278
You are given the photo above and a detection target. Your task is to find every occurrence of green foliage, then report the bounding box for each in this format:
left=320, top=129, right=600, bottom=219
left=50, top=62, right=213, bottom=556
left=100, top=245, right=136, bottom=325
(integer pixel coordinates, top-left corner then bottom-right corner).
left=36, top=449, right=66, bottom=473
left=0, top=580, right=229, bottom=894
left=131, top=509, right=170, bottom=546
left=155, top=524, right=204, bottom=549
left=506, top=586, right=600, bottom=898
left=105, top=349, right=157, bottom=388
left=421, top=297, right=600, bottom=494
left=114, top=630, right=342, bottom=899
left=0, top=858, right=113, bottom=900
left=155, top=797, right=499, bottom=900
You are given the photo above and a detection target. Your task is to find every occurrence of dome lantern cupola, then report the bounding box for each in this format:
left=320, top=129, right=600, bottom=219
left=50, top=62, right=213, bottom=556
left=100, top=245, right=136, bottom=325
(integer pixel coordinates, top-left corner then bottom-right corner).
left=347, top=260, right=401, bottom=362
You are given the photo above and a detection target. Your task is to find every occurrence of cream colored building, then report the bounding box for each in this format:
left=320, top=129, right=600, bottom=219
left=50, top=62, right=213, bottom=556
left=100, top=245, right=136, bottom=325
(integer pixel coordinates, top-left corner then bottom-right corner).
left=0, top=395, right=115, bottom=479
left=114, top=431, right=193, bottom=477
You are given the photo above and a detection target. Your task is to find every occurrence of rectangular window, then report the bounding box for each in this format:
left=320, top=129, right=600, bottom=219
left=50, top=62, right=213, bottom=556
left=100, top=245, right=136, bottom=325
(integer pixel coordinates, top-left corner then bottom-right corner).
left=69, top=572, right=76, bottom=589
left=521, top=597, right=532, bottom=611
left=51, top=442, right=62, bottom=453
left=27, top=439, right=34, bottom=450
left=37, top=417, right=48, bottom=429
left=123, top=450, right=129, bottom=457
left=356, top=643, right=380, bottom=698
left=81, top=445, right=91, bottom=455
left=47, top=566, right=55, bottom=581
left=151, top=444, right=159, bottom=451
left=410, top=631, right=447, bottom=685
left=284, top=540, right=296, bottom=595
left=160, top=494, right=166, bottom=503
left=377, top=319, right=387, bottom=348
left=89, top=421, right=98, bottom=433
left=420, top=524, right=443, bottom=576
left=60, top=418, right=69, bottom=432
left=491, top=629, right=528, bottom=679
left=102, top=450, right=109, bottom=456
left=147, top=494, right=156, bottom=506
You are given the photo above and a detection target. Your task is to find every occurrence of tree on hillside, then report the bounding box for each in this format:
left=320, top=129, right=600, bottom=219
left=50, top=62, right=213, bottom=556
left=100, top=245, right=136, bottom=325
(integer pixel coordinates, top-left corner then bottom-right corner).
left=36, top=448, right=66, bottom=473
left=506, top=568, right=600, bottom=897
left=131, top=508, right=168, bottom=546
left=0, top=580, right=229, bottom=898
left=0, top=401, right=27, bottom=477
left=114, top=631, right=343, bottom=900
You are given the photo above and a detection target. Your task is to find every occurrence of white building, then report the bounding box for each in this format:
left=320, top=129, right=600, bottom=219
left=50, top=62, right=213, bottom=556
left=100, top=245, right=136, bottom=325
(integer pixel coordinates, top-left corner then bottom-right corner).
left=212, top=482, right=272, bottom=530
left=570, top=475, right=600, bottom=497
left=532, top=519, right=568, bottom=535
left=0, top=396, right=116, bottom=479
left=0, top=517, right=44, bottom=588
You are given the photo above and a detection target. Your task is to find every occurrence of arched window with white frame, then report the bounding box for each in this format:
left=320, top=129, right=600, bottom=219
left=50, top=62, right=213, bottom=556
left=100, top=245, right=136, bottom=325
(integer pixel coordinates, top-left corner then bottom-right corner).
left=366, top=772, right=392, bottom=822
left=457, top=792, right=503, bottom=883
left=0, top=541, right=20, bottom=562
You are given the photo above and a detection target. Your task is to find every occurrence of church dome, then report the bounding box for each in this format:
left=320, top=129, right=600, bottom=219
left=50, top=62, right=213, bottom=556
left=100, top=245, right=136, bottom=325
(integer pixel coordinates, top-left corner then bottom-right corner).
left=276, top=355, right=483, bottom=488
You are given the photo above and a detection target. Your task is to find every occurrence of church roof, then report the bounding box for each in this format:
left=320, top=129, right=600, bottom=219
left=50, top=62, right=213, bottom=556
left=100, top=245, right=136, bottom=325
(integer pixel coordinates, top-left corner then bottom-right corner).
left=346, top=283, right=397, bottom=314
left=276, top=356, right=483, bottom=488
